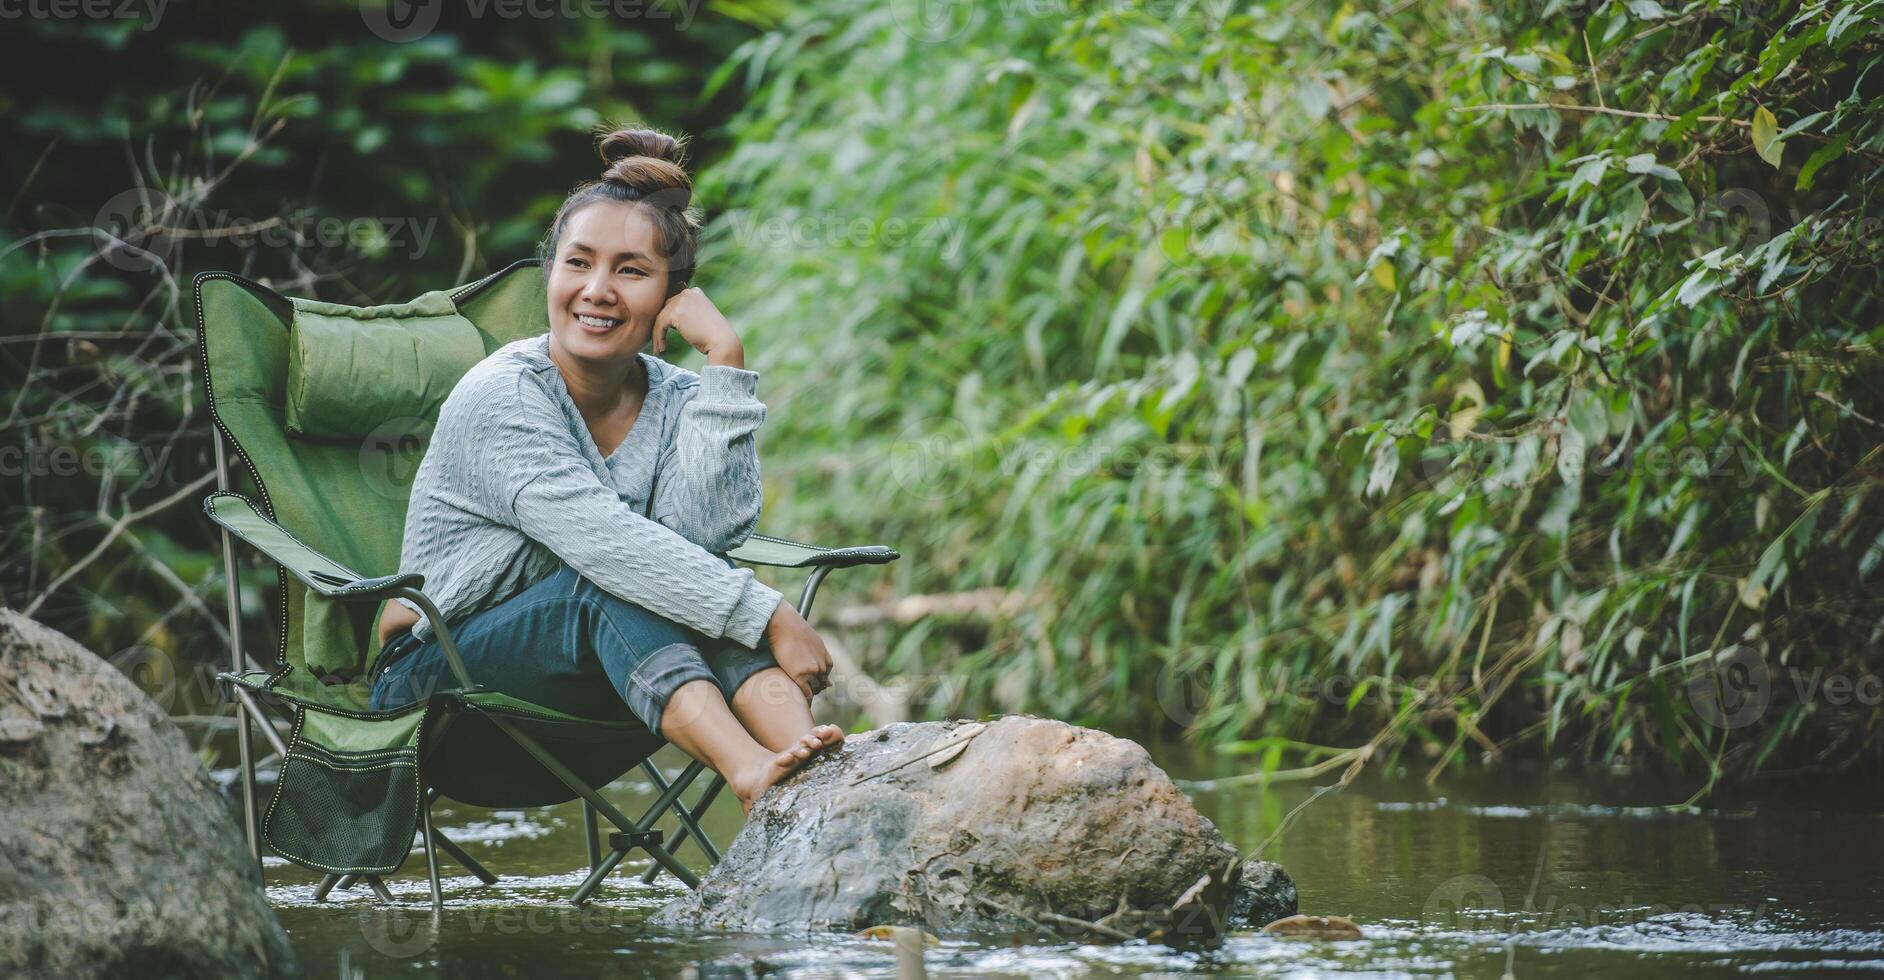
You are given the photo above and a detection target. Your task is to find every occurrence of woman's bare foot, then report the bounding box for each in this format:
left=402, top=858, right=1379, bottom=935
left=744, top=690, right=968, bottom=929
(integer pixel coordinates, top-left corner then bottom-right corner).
left=730, top=724, right=845, bottom=814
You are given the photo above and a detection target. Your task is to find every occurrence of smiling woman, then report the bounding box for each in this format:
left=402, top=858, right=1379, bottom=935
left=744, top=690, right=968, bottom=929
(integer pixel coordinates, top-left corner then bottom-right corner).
left=367, top=127, right=845, bottom=814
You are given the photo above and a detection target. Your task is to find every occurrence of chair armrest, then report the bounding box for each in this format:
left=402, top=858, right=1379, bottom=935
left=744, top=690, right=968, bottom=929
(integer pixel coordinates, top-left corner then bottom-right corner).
left=727, top=532, right=901, bottom=569
left=203, top=491, right=424, bottom=601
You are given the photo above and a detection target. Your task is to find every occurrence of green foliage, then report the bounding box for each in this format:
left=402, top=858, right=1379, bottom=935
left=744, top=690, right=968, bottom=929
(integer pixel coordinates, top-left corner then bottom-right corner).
left=704, top=0, right=1884, bottom=777
left=4, top=0, right=1878, bottom=783
left=0, top=5, right=763, bottom=684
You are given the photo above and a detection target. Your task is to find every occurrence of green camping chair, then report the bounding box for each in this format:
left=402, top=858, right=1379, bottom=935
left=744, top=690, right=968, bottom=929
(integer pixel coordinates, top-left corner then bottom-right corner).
left=196, top=260, right=899, bottom=912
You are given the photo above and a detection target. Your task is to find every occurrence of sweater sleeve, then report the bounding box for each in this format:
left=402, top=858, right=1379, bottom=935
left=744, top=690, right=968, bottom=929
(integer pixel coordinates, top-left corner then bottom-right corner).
left=481, top=374, right=782, bottom=647
left=649, top=365, right=767, bottom=553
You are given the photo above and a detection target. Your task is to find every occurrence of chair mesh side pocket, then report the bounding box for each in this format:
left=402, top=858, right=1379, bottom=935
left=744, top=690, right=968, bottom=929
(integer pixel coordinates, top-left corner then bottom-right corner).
left=263, top=701, right=431, bottom=876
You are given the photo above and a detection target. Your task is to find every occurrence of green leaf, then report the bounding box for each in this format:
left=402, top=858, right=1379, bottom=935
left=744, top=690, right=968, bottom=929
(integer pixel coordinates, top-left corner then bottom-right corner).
left=1676, top=267, right=1720, bottom=307
left=1566, top=155, right=1608, bottom=200
left=1795, top=132, right=1849, bottom=191
left=1160, top=225, right=1189, bottom=263
left=1366, top=439, right=1400, bottom=498
left=1751, top=106, right=1785, bottom=169
left=1861, top=527, right=1884, bottom=583
left=1621, top=152, right=1680, bottom=181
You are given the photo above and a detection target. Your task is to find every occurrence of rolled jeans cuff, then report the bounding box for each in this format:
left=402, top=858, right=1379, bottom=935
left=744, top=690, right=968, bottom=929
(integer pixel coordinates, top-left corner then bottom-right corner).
left=624, top=642, right=717, bottom=735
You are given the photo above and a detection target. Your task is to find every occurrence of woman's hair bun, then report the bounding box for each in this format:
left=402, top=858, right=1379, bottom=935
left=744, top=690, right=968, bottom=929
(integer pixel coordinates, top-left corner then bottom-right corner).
left=594, top=126, right=692, bottom=207
left=598, top=127, right=685, bottom=167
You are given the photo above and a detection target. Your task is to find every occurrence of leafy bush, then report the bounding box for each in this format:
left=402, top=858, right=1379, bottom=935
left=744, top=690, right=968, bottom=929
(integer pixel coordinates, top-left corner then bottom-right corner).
left=704, top=0, right=1883, bottom=780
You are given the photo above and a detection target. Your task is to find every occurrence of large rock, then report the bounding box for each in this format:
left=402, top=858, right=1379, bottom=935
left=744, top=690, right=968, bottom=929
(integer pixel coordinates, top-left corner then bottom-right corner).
left=653, top=716, right=1294, bottom=941
left=0, top=610, right=296, bottom=979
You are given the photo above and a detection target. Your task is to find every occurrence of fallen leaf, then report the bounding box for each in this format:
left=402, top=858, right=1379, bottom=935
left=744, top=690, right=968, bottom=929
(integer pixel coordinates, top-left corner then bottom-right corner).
left=1262, top=914, right=1363, bottom=940
left=928, top=722, right=985, bottom=769
left=856, top=924, right=939, bottom=945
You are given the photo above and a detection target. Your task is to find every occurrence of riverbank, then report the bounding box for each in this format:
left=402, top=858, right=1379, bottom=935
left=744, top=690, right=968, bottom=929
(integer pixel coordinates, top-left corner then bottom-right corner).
left=242, top=742, right=1884, bottom=978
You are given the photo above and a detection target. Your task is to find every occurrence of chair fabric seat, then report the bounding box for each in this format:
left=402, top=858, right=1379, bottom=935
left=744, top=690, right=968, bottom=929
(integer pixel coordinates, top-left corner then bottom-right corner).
left=224, top=671, right=663, bottom=871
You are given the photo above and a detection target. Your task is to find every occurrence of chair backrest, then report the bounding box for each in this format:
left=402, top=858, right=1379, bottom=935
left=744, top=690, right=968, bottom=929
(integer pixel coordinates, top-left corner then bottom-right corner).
left=196, top=260, right=551, bottom=703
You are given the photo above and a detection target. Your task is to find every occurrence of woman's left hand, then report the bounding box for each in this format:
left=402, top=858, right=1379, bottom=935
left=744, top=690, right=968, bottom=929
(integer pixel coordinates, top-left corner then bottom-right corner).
left=654, top=286, right=744, bottom=368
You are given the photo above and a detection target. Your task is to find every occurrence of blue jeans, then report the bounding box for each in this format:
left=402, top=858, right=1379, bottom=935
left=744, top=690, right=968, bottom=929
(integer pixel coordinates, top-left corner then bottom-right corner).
left=367, top=564, right=779, bottom=735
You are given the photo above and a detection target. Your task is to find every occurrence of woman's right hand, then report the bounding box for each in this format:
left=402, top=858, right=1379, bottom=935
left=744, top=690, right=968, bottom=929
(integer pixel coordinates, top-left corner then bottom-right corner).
left=764, top=600, right=833, bottom=700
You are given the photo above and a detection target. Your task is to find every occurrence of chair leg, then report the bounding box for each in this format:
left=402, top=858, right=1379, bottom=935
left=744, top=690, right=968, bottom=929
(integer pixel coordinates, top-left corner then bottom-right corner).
left=479, top=715, right=710, bottom=902
left=583, top=802, right=601, bottom=872
left=577, top=830, right=697, bottom=904
left=420, top=798, right=443, bottom=913
left=639, top=839, right=700, bottom=890
left=428, top=826, right=498, bottom=886
left=423, top=787, right=498, bottom=885
left=313, top=873, right=343, bottom=902
left=571, top=848, right=628, bottom=907
left=641, top=773, right=728, bottom=884
left=335, top=874, right=393, bottom=904
left=639, top=761, right=722, bottom=863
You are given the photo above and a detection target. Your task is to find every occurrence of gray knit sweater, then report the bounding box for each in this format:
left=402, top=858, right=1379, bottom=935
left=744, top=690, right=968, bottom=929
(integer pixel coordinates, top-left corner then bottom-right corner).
left=396, top=333, right=783, bottom=647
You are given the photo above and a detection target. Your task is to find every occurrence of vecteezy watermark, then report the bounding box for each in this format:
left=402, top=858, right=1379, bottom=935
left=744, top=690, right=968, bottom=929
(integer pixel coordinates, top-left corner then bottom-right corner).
left=882, top=416, right=1260, bottom=503
left=1408, top=413, right=1776, bottom=499
left=0, top=0, right=165, bottom=29
left=359, top=0, right=702, bottom=42
left=0, top=440, right=173, bottom=491
left=1420, top=872, right=1769, bottom=935
left=887, top=0, right=1237, bottom=43
left=717, top=212, right=966, bottom=260
left=1686, top=644, right=1882, bottom=731
left=354, top=881, right=650, bottom=957
left=1149, top=655, right=1515, bottom=729
left=92, top=188, right=439, bottom=272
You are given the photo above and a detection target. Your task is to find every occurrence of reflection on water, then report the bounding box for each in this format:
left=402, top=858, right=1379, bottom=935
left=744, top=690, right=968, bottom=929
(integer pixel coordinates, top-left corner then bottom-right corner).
left=242, top=743, right=1884, bottom=978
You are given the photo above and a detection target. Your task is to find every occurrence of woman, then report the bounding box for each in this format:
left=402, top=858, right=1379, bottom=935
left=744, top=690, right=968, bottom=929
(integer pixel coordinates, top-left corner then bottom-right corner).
left=369, top=127, right=843, bottom=812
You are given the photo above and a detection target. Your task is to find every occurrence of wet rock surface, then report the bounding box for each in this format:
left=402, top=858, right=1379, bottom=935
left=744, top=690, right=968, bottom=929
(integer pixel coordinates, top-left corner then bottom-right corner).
left=653, top=715, right=1295, bottom=941
left=0, top=610, right=296, bottom=979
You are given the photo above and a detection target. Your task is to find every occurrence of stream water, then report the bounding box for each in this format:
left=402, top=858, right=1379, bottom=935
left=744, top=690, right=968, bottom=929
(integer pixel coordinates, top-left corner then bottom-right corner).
left=236, top=744, right=1884, bottom=978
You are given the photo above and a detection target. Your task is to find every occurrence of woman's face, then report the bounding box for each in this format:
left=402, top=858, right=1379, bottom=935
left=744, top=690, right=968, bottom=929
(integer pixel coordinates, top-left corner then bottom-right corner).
left=545, top=199, right=671, bottom=369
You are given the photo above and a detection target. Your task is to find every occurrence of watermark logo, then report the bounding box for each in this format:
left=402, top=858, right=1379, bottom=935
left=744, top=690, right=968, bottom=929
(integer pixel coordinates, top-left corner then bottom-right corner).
left=1153, top=655, right=1213, bottom=728
left=887, top=416, right=973, bottom=501
left=360, top=417, right=433, bottom=500
left=1692, top=187, right=1773, bottom=254
left=1685, top=644, right=1769, bottom=730
left=109, top=645, right=180, bottom=717
left=93, top=187, right=180, bottom=273
left=357, top=903, right=439, bottom=957
left=360, top=0, right=442, bottom=41
left=890, top=0, right=974, bottom=42
left=361, top=0, right=701, bottom=41
left=1421, top=873, right=1506, bottom=930
left=1415, top=413, right=1522, bottom=496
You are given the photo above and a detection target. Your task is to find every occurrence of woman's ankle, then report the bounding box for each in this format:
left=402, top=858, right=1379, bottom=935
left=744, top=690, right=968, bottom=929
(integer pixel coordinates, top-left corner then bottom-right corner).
left=729, top=668, right=816, bottom=752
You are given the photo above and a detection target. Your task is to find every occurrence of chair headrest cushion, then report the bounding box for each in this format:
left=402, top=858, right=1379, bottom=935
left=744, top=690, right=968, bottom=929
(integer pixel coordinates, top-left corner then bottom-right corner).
left=284, top=291, right=487, bottom=440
